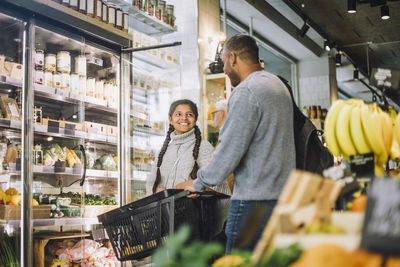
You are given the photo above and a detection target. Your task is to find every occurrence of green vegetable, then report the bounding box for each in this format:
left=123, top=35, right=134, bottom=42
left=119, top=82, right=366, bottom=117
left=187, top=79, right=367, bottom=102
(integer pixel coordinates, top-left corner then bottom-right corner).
left=152, top=225, right=223, bottom=267
left=96, top=154, right=117, bottom=171
left=49, top=144, right=66, bottom=161
left=256, top=243, right=303, bottom=267
left=43, top=151, right=57, bottom=166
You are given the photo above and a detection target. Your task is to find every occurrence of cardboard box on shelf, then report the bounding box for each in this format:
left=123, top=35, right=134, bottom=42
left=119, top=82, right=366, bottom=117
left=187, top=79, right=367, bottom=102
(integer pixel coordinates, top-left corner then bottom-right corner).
left=0, top=96, right=21, bottom=121
left=0, top=205, right=51, bottom=220
left=83, top=121, right=107, bottom=135
left=106, top=125, right=117, bottom=136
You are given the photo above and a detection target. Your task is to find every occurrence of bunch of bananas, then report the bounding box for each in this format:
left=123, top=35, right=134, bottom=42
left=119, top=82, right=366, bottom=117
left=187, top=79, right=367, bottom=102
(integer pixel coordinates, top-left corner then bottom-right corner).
left=324, top=99, right=400, bottom=176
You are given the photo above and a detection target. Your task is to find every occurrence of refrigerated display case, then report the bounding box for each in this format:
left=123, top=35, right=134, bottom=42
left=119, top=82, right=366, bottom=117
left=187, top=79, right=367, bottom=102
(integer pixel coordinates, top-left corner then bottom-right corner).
left=0, top=0, right=180, bottom=265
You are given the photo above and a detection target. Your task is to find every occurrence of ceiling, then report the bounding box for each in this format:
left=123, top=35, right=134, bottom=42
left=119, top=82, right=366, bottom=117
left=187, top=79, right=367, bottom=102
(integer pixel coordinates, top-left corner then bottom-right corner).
left=220, top=0, right=400, bottom=107
left=282, top=0, right=400, bottom=105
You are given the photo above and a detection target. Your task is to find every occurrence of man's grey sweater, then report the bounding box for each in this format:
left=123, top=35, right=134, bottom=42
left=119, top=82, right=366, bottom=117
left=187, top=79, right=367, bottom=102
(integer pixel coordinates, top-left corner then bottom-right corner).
left=193, top=71, right=296, bottom=201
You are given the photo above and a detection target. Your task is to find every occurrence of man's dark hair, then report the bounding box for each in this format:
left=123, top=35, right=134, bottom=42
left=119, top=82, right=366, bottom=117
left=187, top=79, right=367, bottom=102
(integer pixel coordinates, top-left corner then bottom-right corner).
left=223, top=34, right=259, bottom=64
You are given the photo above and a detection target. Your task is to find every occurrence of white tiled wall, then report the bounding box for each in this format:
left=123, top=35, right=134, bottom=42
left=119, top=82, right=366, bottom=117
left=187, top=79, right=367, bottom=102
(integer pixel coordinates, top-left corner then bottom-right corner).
left=299, top=76, right=331, bottom=108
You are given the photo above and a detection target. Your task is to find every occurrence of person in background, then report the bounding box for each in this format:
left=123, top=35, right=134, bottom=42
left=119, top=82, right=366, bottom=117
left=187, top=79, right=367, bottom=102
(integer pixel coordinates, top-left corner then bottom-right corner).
left=145, top=99, right=214, bottom=195
left=185, top=34, right=296, bottom=253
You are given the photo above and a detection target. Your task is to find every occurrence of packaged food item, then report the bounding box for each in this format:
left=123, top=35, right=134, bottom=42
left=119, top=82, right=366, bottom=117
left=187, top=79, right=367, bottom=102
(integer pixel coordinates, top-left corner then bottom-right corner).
left=95, top=0, right=102, bottom=20
left=70, top=73, right=79, bottom=94
left=34, top=68, right=44, bottom=85
left=86, top=0, right=94, bottom=17
left=167, top=4, right=174, bottom=26
left=79, top=75, right=86, bottom=96
left=103, top=81, right=111, bottom=101
left=133, top=30, right=141, bottom=48
left=147, top=0, right=155, bottom=16
left=95, top=79, right=104, bottom=99
left=133, top=0, right=141, bottom=8
left=70, top=0, right=78, bottom=10
left=123, top=10, right=129, bottom=32
left=102, top=1, right=108, bottom=22
left=45, top=54, right=56, bottom=72
left=0, top=96, right=21, bottom=121
left=86, top=77, right=95, bottom=97
left=158, top=0, right=166, bottom=21
left=44, top=71, right=53, bottom=87
left=78, top=0, right=86, bottom=13
left=57, top=51, right=71, bottom=73
left=53, top=72, right=61, bottom=89
left=35, top=49, right=44, bottom=68
left=107, top=4, right=116, bottom=26
left=60, top=73, right=70, bottom=91
left=74, top=55, right=86, bottom=76
left=116, top=7, right=123, bottom=29
left=145, top=74, right=154, bottom=91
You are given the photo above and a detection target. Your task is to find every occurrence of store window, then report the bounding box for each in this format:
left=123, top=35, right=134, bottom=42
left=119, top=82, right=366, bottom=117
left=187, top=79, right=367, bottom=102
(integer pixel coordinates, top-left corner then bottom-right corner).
left=224, top=22, right=295, bottom=86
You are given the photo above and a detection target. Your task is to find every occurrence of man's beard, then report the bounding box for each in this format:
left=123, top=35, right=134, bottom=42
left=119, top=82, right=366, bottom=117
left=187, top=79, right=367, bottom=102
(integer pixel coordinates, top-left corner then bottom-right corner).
left=227, top=69, right=240, bottom=87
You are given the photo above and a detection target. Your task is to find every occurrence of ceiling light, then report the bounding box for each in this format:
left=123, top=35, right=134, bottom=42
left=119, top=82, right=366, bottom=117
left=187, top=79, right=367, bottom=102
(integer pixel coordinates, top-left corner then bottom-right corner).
left=348, top=0, right=356, bottom=13
left=354, top=69, right=359, bottom=80
left=298, top=21, right=310, bottom=37
left=335, top=54, right=342, bottom=66
left=381, top=5, right=390, bottom=20
left=324, top=40, right=331, bottom=51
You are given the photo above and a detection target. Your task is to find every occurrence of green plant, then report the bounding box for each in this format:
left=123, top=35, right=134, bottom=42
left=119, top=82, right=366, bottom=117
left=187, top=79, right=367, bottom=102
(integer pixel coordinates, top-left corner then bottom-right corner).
left=152, top=225, right=223, bottom=267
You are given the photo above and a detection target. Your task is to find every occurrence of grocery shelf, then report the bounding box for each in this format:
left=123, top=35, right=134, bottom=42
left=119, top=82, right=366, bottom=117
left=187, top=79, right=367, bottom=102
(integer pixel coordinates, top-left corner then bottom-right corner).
left=34, top=84, right=118, bottom=114
left=0, top=75, right=23, bottom=88
left=106, top=0, right=177, bottom=35
left=133, top=51, right=178, bottom=70
left=7, top=163, right=118, bottom=178
left=134, top=127, right=164, bottom=136
left=130, top=109, right=148, bottom=120
left=0, top=217, right=99, bottom=227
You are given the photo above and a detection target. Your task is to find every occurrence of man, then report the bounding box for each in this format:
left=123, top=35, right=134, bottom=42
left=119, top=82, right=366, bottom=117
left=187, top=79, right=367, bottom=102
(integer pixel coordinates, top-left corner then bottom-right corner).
left=186, top=34, right=296, bottom=253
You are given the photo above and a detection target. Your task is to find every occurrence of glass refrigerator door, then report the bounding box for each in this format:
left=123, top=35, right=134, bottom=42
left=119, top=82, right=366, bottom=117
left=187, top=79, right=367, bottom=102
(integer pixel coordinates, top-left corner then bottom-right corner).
left=32, top=23, right=120, bottom=266
left=0, top=12, right=25, bottom=266
left=122, top=44, right=181, bottom=202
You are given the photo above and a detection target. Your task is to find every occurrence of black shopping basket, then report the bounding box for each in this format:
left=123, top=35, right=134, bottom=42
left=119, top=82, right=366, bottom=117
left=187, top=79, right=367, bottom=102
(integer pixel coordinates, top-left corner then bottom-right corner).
left=98, top=189, right=201, bottom=261
left=98, top=189, right=230, bottom=261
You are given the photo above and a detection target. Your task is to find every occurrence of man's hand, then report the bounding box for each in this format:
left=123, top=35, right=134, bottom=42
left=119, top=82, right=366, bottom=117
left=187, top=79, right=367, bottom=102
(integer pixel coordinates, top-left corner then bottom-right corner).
left=184, top=185, right=199, bottom=198
left=156, top=188, right=165, bottom=193
left=174, top=180, right=194, bottom=189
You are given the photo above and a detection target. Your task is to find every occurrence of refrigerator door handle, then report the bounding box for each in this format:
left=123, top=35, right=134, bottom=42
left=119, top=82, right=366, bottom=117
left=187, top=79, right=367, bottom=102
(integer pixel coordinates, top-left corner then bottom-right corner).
left=79, top=144, right=87, bottom=186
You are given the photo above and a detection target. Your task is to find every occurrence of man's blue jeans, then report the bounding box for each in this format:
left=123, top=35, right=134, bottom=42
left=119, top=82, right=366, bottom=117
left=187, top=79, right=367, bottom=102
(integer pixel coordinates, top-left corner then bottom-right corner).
left=225, top=199, right=277, bottom=254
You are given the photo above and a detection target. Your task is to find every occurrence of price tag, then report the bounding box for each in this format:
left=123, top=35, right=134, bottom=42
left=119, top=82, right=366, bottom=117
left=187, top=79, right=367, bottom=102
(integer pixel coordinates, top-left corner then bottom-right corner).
left=64, top=123, right=76, bottom=136
left=47, top=120, right=59, bottom=134
left=0, top=118, right=11, bottom=127
left=350, top=153, right=374, bottom=178
left=361, top=178, right=400, bottom=255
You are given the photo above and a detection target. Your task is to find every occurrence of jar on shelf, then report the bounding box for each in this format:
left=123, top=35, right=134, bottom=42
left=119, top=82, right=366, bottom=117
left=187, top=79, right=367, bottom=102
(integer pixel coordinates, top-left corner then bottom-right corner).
left=62, top=0, right=70, bottom=7
left=159, top=0, right=166, bottom=22
left=79, top=0, right=86, bottom=13
left=60, top=73, right=70, bottom=91
left=95, top=79, right=104, bottom=99
left=74, top=55, right=86, bottom=76
left=147, top=0, right=154, bottom=16
left=140, top=0, right=147, bottom=11
left=107, top=4, right=116, bottom=26
left=44, top=71, right=53, bottom=88
left=70, top=0, right=78, bottom=10
left=86, top=77, right=95, bottom=97
left=95, top=0, right=102, bottom=20
left=123, top=10, right=129, bottom=32
left=166, top=4, right=174, bottom=26
left=57, top=51, right=71, bottom=73
left=70, top=73, right=79, bottom=95
left=79, top=75, right=86, bottom=96
left=35, top=49, right=44, bottom=68
left=102, top=1, right=108, bottom=23
left=53, top=72, right=61, bottom=89
left=154, top=0, right=159, bottom=19
left=316, top=105, right=322, bottom=119
left=116, top=7, right=123, bottom=30
left=133, top=0, right=141, bottom=9
left=34, top=68, right=44, bottom=85
left=87, top=0, right=95, bottom=17
left=45, top=54, right=56, bottom=72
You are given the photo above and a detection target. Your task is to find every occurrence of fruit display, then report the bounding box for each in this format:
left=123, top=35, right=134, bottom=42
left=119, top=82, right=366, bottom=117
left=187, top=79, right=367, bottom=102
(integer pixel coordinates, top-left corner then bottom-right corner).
left=0, top=187, right=39, bottom=206
left=324, top=99, right=400, bottom=176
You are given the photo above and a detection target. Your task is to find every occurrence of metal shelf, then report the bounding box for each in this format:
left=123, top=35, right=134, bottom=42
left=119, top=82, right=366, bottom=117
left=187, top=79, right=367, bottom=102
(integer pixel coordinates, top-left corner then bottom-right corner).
left=106, top=0, right=177, bottom=35
left=0, top=217, right=99, bottom=227
left=0, top=75, right=23, bottom=88
left=133, top=51, right=178, bottom=70
left=34, top=84, right=117, bottom=114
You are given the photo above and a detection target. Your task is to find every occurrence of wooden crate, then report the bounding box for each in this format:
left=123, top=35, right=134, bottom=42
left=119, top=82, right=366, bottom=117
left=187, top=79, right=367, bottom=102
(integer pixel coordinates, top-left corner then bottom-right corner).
left=33, top=232, right=90, bottom=267
left=0, top=205, right=50, bottom=220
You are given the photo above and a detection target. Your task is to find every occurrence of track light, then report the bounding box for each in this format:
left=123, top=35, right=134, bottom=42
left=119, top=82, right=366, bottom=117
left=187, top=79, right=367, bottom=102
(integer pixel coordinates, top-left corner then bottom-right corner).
left=348, top=0, right=356, bottom=13
left=324, top=40, right=331, bottom=51
left=354, top=69, right=359, bottom=80
left=335, top=54, right=342, bottom=66
left=381, top=5, right=390, bottom=20
left=298, top=20, right=310, bottom=37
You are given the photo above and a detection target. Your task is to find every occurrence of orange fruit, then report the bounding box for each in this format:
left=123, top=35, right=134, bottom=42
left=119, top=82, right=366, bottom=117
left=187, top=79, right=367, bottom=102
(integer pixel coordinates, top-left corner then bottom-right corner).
left=351, top=195, right=368, bottom=212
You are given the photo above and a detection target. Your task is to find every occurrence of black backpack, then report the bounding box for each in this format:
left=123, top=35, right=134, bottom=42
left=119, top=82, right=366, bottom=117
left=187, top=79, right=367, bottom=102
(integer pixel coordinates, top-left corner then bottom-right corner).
left=278, top=76, right=334, bottom=175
